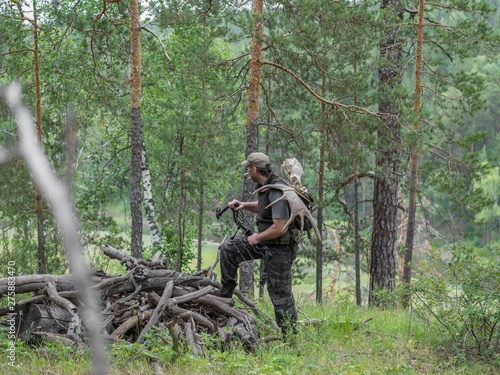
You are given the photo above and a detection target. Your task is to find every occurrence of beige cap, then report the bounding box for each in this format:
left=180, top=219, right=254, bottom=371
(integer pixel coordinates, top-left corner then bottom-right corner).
left=241, top=152, right=270, bottom=168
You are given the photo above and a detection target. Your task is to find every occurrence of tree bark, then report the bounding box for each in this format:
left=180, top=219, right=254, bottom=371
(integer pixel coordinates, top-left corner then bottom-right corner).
left=33, top=0, right=46, bottom=274
left=369, top=0, right=403, bottom=306
left=198, top=26, right=207, bottom=273
left=402, top=0, right=425, bottom=308
left=353, top=33, right=361, bottom=305
left=315, top=67, right=327, bottom=304
left=141, top=142, right=162, bottom=251
left=354, top=169, right=361, bottom=306
left=316, top=133, right=325, bottom=303
left=259, top=107, right=271, bottom=300
left=176, top=136, right=185, bottom=272
left=197, top=180, right=204, bottom=271
left=130, top=0, right=143, bottom=259
left=246, top=0, right=264, bottom=155
left=240, top=0, right=265, bottom=298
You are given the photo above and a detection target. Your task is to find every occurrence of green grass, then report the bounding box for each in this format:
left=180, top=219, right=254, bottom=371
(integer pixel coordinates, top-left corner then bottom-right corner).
left=2, top=299, right=498, bottom=374
left=4, top=210, right=495, bottom=374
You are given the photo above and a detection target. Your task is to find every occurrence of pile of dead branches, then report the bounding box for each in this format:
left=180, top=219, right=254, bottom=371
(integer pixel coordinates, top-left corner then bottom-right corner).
left=0, top=245, right=279, bottom=355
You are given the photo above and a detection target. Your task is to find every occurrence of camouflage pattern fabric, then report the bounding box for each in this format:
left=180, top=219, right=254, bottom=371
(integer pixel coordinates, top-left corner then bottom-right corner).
left=219, top=234, right=298, bottom=329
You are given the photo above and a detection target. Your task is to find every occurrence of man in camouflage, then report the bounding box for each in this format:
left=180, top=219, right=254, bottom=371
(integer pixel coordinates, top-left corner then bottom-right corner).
left=216, top=152, right=299, bottom=335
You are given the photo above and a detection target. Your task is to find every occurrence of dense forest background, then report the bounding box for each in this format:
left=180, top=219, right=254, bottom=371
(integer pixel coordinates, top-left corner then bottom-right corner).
left=0, top=0, right=499, bottom=305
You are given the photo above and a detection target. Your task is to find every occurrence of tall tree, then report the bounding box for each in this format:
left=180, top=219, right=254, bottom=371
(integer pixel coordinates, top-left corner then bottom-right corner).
left=354, top=165, right=362, bottom=305
left=33, top=0, right=46, bottom=273
left=129, top=0, right=143, bottom=259
left=402, top=0, right=425, bottom=308
left=240, top=0, right=265, bottom=297
left=369, top=0, right=403, bottom=306
left=316, top=133, right=325, bottom=303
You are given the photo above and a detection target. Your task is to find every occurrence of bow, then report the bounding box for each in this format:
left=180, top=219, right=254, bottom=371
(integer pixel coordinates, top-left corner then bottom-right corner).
left=215, top=203, right=268, bottom=285
left=215, top=203, right=254, bottom=238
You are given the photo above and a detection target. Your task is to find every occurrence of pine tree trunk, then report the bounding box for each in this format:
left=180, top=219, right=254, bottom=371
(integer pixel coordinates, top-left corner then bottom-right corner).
left=245, top=0, right=263, bottom=155
left=402, top=0, right=425, bottom=308
left=198, top=29, right=207, bottom=273
left=369, top=0, right=403, bottom=306
left=315, top=66, right=328, bottom=304
left=259, top=95, right=271, bottom=300
left=176, top=137, right=185, bottom=272
left=240, top=0, right=265, bottom=298
left=197, top=180, right=204, bottom=272
left=33, top=1, right=46, bottom=274
left=353, top=39, right=361, bottom=305
left=354, top=169, right=361, bottom=306
left=362, top=180, right=367, bottom=218
left=330, top=230, right=341, bottom=297
left=130, top=0, right=143, bottom=259
left=316, top=137, right=325, bottom=303
left=398, top=192, right=407, bottom=277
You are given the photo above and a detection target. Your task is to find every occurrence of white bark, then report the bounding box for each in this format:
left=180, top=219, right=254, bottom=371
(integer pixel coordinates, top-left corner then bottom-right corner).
left=141, top=145, right=162, bottom=248
left=141, top=144, right=174, bottom=267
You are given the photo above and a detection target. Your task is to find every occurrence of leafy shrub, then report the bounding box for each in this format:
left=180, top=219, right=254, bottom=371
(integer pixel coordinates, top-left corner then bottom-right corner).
left=412, top=244, right=500, bottom=357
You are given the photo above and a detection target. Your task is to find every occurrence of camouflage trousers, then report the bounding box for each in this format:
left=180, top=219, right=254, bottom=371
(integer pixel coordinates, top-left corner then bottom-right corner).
left=219, top=234, right=298, bottom=329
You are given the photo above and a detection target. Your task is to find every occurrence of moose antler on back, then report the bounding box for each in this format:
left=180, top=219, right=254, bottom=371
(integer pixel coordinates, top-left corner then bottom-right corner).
left=252, top=184, right=321, bottom=241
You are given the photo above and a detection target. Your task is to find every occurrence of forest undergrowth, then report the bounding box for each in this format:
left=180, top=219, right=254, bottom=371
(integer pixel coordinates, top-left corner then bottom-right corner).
left=2, top=293, right=499, bottom=375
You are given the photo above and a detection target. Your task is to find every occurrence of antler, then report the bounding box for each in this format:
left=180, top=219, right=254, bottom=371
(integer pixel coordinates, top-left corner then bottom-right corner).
left=252, top=184, right=321, bottom=241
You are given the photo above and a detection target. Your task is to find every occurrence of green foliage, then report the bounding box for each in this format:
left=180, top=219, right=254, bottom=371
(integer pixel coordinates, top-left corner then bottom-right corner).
left=474, top=166, right=500, bottom=226
left=412, top=244, right=500, bottom=357
left=161, top=225, right=196, bottom=272
left=4, top=298, right=500, bottom=374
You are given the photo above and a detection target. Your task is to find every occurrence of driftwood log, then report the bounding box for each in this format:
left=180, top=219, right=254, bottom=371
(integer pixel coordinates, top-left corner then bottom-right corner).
left=0, top=245, right=279, bottom=354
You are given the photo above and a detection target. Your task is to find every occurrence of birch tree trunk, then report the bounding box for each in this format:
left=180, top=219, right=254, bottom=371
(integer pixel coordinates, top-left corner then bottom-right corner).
left=402, top=0, right=425, bottom=308
left=141, top=143, right=162, bottom=250
left=240, top=0, right=265, bottom=298
left=130, top=0, right=143, bottom=259
left=369, top=0, right=403, bottom=306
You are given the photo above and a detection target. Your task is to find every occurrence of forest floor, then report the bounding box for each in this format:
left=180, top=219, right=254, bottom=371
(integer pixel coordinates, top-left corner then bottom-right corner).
left=2, top=296, right=499, bottom=374
left=3, top=206, right=496, bottom=374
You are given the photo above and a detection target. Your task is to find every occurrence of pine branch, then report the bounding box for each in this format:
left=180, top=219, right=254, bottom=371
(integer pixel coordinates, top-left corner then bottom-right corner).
left=261, top=60, right=381, bottom=117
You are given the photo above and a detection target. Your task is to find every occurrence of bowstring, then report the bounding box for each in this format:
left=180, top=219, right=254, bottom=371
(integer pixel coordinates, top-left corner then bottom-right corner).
left=233, top=208, right=260, bottom=262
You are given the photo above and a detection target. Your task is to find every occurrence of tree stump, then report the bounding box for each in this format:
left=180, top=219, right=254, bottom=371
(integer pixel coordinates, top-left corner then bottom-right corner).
left=17, top=302, right=71, bottom=339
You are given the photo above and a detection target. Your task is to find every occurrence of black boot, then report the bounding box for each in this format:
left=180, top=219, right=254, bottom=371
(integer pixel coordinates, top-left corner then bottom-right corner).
left=213, top=284, right=235, bottom=298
